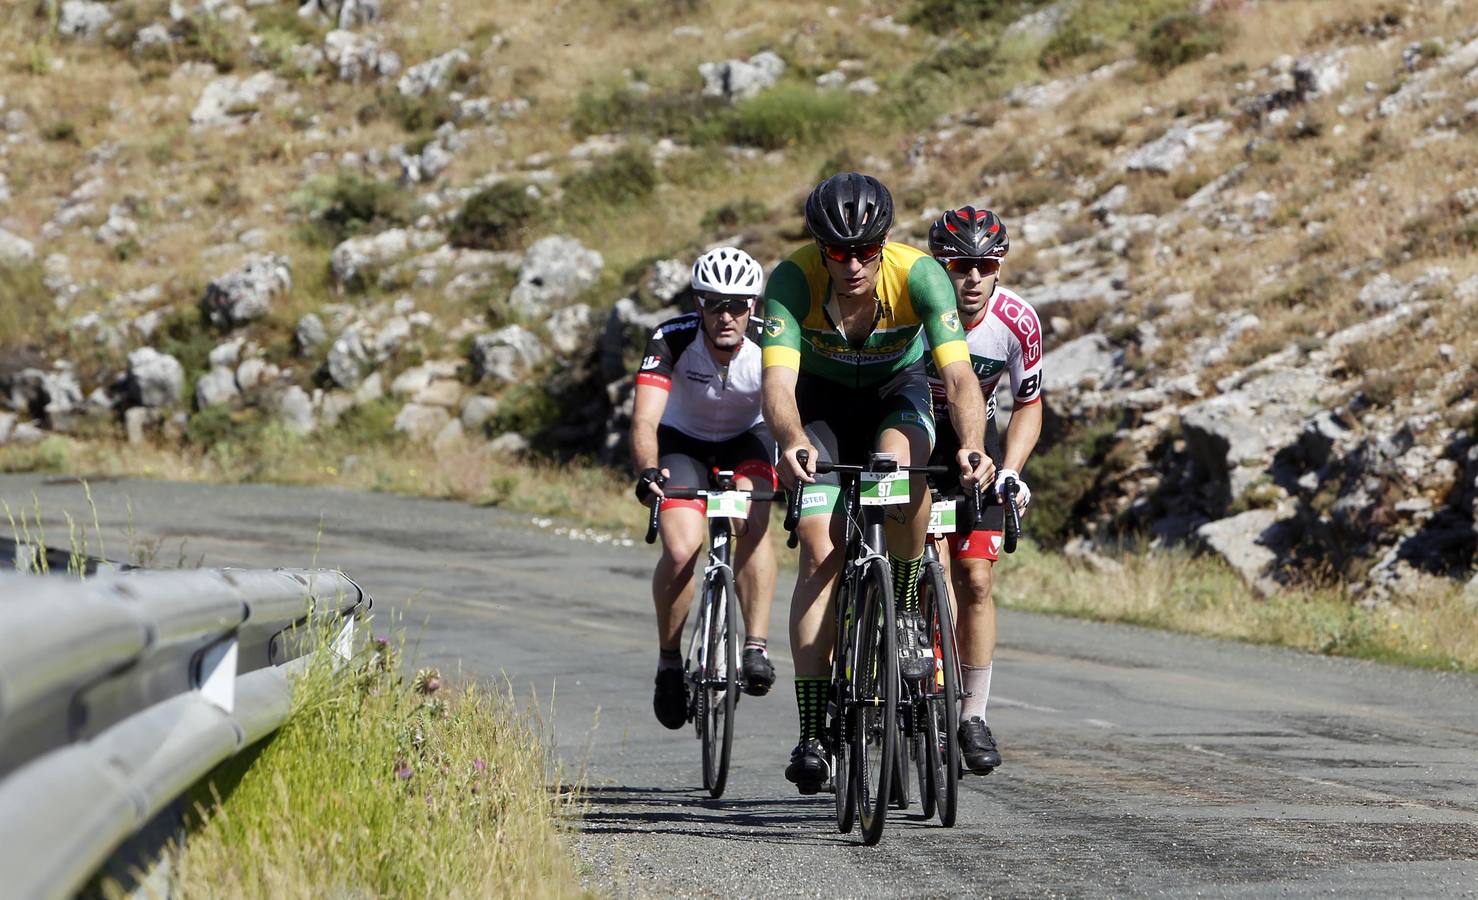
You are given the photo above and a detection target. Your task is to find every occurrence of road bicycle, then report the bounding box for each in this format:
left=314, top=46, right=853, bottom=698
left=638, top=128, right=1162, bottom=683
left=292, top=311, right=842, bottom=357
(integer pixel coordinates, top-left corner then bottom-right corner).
left=644, top=471, right=778, bottom=799
left=782, top=449, right=948, bottom=845
left=893, top=457, right=1023, bottom=827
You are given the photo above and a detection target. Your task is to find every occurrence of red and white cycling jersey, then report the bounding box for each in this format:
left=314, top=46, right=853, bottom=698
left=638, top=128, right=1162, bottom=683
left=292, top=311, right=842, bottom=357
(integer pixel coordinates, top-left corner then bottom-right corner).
left=635, top=313, right=765, bottom=442
left=923, top=285, right=1044, bottom=421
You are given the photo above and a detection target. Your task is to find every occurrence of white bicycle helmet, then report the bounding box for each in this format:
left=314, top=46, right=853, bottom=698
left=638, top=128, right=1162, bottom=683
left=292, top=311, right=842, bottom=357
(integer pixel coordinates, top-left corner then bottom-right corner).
left=691, top=246, right=763, bottom=296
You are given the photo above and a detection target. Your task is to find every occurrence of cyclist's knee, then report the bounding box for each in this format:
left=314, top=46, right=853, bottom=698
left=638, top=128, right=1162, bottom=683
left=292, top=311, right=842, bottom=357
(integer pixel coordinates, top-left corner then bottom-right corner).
left=959, top=559, right=995, bottom=607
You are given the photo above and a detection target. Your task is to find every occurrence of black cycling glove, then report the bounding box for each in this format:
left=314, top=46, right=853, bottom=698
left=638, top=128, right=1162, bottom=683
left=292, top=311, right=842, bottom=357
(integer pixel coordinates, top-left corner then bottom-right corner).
left=634, top=467, right=665, bottom=502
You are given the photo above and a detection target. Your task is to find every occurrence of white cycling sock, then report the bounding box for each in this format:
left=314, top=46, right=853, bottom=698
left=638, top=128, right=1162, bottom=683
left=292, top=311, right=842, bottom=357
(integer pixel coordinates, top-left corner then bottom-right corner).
left=961, top=663, right=993, bottom=722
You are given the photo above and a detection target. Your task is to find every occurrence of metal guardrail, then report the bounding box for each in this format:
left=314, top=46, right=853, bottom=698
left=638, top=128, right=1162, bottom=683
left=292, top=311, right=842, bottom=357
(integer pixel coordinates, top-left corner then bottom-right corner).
left=0, top=565, right=372, bottom=900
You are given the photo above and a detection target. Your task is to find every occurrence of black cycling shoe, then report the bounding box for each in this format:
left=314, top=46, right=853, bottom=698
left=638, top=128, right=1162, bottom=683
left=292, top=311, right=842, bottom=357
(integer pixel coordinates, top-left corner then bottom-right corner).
left=785, top=739, right=830, bottom=794
left=959, top=716, right=1001, bottom=774
left=653, top=668, right=689, bottom=730
left=898, top=613, right=932, bottom=681
left=741, top=647, right=775, bottom=696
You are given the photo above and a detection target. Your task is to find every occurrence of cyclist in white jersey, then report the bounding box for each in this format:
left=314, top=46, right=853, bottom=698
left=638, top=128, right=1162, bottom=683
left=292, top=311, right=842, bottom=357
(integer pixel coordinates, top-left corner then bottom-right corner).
left=631, top=247, right=780, bottom=730
left=922, top=207, right=1043, bottom=774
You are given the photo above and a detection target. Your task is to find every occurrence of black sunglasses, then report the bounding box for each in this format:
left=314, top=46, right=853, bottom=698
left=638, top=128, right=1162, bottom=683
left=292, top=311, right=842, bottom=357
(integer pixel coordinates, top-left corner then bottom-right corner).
left=698, top=296, right=753, bottom=316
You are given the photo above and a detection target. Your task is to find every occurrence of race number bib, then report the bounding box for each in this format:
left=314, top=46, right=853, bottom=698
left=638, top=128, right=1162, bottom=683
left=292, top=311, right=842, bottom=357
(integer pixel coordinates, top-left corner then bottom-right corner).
left=927, top=500, right=957, bottom=534
left=706, top=491, right=750, bottom=518
left=860, top=471, right=909, bottom=506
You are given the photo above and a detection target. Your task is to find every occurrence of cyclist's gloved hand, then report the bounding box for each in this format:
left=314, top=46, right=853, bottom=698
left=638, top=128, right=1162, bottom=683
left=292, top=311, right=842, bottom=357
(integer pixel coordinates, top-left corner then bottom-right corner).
left=635, top=467, right=666, bottom=503
left=995, top=468, right=1030, bottom=515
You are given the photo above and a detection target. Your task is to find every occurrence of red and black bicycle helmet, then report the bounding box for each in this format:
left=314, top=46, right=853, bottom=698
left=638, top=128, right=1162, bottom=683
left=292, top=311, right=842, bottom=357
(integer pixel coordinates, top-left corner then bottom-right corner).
left=805, top=172, right=894, bottom=246
left=928, top=207, right=1010, bottom=259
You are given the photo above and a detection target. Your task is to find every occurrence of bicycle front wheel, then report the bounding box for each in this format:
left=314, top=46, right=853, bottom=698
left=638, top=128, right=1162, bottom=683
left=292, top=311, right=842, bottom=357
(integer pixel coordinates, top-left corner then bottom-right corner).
left=852, top=557, right=898, bottom=846
left=921, top=559, right=961, bottom=827
left=700, top=566, right=739, bottom=798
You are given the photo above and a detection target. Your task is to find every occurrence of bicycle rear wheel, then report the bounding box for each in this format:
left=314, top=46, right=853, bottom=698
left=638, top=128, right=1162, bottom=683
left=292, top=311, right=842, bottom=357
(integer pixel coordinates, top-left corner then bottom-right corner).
left=853, top=558, right=898, bottom=846
left=700, top=567, right=739, bottom=798
left=921, top=560, right=961, bottom=827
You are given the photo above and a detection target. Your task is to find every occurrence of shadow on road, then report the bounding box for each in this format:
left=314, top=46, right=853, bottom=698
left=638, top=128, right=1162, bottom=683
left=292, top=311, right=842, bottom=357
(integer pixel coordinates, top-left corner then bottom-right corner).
left=576, top=784, right=871, bottom=845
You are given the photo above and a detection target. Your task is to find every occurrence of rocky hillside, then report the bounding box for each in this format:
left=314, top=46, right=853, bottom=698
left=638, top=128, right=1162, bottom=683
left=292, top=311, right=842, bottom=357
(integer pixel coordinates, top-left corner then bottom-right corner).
left=0, top=0, right=1474, bottom=599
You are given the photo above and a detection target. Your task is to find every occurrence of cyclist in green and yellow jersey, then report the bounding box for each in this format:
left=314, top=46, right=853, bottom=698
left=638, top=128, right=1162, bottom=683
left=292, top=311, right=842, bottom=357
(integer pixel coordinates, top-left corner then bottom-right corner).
left=761, top=173, right=993, bottom=793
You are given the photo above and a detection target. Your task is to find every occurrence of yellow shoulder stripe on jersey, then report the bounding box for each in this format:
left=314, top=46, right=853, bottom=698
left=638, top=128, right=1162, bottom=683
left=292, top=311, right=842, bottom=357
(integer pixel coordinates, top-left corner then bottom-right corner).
left=930, top=338, right=970, bottom=370
left=763, top=345, right=801, bottom=370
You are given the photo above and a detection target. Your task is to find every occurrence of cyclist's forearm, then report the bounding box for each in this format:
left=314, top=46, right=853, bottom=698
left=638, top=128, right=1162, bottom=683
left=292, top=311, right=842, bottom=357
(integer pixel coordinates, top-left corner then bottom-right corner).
left=762, top=368, right=806, bottom=449
left=630, top=423, right=660, bottom=474
left=1001, top=399, right=1042, bottom=473
left=941, top=364, right=986, bottom=450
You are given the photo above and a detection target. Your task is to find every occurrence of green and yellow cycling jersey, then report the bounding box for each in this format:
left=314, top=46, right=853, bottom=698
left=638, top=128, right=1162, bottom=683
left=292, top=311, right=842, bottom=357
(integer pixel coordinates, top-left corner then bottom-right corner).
left=760, top=242, right=970, bottom=388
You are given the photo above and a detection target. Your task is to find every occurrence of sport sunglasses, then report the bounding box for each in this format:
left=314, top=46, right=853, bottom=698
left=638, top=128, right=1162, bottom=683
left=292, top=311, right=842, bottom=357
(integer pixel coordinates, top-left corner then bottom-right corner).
left=818, top=241, right=885, bottom=264
left=697, top=295, right=754, bottom=316
left=939, top=256, right=1002, bottom=276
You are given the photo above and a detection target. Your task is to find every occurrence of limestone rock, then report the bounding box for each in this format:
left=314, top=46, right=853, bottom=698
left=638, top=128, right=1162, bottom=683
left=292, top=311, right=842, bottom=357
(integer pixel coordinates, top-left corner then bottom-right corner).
left=547, top=303, right=594, bottom=358
left=1122, top=121, right=1231, bottom=174
left=488, top=432, right=530, bottom=455
left=393, top=402, right=451, bottom=442
left=699, top=51, right=785, bottom=102
left=195, top=366, right=240, bottom=408
left=127, top=348, right=184, bottom=408
left=326, top=328, right=371, bottom=389
left=470, top=326, right=545, bottom=383
left=508, top=236, right=603, bottom=316
left=275, top=385, right=316, bottom=434
left=413, top=379, right=463, bottom=409
left=330, top=228, right=443, bottom=287
left=0, top=228, right=36, bottom=267
left=398, top=48, right=470, bottom=98
left=192, top=73, right=285, bottom=128
left=1196, top=509, right=1287, bottom=595
left=296, top=313, right=328, bottom=352
left=201, top=254, right=292, bottom=329
left=323, top=29, right=401, bottom=82
left=644, top=259, right=690, bottom=303
left=58, top=1, right=113, bottom=40
left=460, top=395, right=499, bottom=430
left=1041, top=333, right=1123, bottom=391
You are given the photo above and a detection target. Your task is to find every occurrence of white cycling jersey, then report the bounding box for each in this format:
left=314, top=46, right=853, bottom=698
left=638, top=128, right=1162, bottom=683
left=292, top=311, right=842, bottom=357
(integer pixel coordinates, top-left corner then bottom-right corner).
left=923, top=284, right=1044, bottom=422
left=636, top=313, right=765, bottom=442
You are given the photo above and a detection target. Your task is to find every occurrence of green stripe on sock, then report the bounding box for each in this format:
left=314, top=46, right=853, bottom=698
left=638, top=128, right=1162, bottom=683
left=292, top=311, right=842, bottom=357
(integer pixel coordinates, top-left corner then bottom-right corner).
left=891, top=552, right=924, bottom=614
left=795, top=677, right=828, bottom=742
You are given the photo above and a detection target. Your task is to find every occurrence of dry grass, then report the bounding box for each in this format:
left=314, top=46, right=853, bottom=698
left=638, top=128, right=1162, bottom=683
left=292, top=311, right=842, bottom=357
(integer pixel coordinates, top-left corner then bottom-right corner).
left=994, top=540, right=1478, bottom=672
left=158, top=643, right=585, bottom=898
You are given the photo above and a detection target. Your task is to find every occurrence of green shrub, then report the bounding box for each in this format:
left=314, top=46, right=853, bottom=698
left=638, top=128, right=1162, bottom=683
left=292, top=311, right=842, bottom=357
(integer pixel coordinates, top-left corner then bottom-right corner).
left=701, top=198, right=771, bottom=230
left=0, top=264, right=53, bottom=348
left=1039, top=18, right=1106, bottom=68
left=905, top=0, right=1054, bottom=34
left=707, top=84, right=851, bottom=150
left=561, top=148, right=658, bottom=205
left=449, top=182, right=542, bottom=251
left=1025, top=418, right=1122, bottom=547
left=1038, top=0, right=1191, bottom=69
left=1137, top=12, right=1229, bottom=72
left=489, top=380, right=559, bottom=442
left=295, top=174, right=410, bottom=245
left=572, top=84, right=722, bottom=139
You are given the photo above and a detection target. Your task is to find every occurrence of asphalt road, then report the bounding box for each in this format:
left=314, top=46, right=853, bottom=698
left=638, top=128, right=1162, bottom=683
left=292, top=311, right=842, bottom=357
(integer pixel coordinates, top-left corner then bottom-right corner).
left=3, top=474, right=1476, bottom=897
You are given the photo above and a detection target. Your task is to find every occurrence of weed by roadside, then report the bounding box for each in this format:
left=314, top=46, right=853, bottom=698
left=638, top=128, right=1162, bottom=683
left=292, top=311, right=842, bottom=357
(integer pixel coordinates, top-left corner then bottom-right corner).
left=164, top=640, right=584, bottom=897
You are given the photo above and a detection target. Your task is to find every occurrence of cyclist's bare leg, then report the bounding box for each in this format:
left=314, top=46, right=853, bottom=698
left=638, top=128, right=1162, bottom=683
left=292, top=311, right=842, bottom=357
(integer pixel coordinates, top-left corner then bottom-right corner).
left=653, top=505, right=704, bottom=651
left=732, top=474, right=775, bottom=642
left=789, top=512, right=845, bottom=677
left=951, top=556, right=997, bottom=666
left=877, top=424, right=931, bottom=560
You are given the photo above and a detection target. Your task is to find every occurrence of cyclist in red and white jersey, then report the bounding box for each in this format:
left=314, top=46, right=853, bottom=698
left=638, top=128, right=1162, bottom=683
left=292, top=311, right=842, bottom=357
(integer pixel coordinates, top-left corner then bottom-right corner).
left=631, top=247, right=780, bottom=730
left=923, top=207, right=1043, bottom=775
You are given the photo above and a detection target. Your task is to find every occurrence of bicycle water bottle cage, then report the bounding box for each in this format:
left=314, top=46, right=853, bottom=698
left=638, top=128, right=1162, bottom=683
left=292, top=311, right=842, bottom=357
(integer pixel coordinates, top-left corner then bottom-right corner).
left=867, top=452, right=899, bottom=473
left=711, top=468, right=737, bottom=490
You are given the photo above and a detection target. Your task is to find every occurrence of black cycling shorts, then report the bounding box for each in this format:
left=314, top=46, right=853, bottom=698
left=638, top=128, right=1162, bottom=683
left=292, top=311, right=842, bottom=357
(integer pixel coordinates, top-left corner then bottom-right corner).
left=657, top=424, right=776, bottom=511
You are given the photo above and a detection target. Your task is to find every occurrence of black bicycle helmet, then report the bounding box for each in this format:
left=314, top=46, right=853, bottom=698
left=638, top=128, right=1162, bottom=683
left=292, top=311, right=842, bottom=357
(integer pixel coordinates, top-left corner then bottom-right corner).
left=928, top=207, right=1010, bottom=259
left=804, top=172, right=894, bottom=246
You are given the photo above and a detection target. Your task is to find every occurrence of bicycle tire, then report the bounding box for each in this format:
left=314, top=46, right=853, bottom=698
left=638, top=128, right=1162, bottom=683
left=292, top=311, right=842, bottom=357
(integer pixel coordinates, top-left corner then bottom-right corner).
left=922, top=560, right=961, bottom=827
left=831, top=581, right=856, bottom=834
left=853, top=558, right=898, bottom=846
left=700, top=566, right=738, bottom=798
left=892, top=720, right=911, bottom=810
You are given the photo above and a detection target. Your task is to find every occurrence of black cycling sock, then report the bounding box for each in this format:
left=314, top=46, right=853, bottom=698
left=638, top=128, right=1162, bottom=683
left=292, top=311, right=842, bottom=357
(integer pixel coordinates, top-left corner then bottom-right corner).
left=657, top=647, right=682, bottom=672
left=795, top=677, right=828, bottom=743
left=891, top=552, right=924, bottom=615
